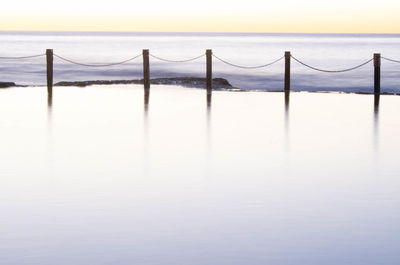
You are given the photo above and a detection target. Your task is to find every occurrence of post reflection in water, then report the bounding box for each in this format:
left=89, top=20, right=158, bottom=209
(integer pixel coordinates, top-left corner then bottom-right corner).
left=143, top=90, right=150, bottom=175
left=47, top=92, right=54, bottom=173
left=373, top=93, right=380, bottom=158
left=207, top=93, right=212, bottom=121
left=144, top=90, right=150, bottom=118
left=206, top=92, right=212, bottom=173
left=284, top=91, right=290, bottom=152
left=206, top=92, right=212, bottom=142
left=47, top=93, right=52, bottom=122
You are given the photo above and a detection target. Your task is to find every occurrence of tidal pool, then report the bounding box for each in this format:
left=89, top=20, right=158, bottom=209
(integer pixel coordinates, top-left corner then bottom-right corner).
left=0, top=85, right=399, bottom=265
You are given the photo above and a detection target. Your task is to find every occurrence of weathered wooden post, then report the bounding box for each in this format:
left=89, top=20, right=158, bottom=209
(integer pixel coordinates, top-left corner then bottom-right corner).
left=143, top=49, right=150, bottom=91
left=206, top=49, right=212, bottom=94
left=374, top=53, right=381, bottom=94
left=284, top=51, right=291, bottom=91
left=46, top=49, right=53, bottom=95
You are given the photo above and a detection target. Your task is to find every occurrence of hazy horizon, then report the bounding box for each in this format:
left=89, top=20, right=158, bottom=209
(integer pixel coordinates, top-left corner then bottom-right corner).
left=1, top=30, right=400, bottom=35
left=2, top=0, right=399, bottom=33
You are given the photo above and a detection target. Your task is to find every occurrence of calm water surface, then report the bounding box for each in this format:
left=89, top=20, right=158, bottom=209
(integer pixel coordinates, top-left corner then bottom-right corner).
left=0, top=85, right=400, bottom=264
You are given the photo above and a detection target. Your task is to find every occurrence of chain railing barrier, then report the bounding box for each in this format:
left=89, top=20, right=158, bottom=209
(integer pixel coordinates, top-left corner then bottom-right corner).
left=212, top=54, right=284, bottom=69
left=291, top=55, right=373, bottom=73
left=1, top=50, right=398, bottom=95
left=53, top=53, right=142, bottom=67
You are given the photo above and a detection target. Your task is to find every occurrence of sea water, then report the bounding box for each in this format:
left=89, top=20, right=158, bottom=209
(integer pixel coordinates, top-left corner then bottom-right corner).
left=1, top=31, right=400, bottom=93
left=0, top=85, right=400, bottom=264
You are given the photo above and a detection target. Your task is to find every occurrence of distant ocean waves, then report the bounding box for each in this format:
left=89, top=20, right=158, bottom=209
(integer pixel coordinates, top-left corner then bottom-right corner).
left=1, top=63, right=399, bottom=94
left=1, top=31, right=400, bottom=94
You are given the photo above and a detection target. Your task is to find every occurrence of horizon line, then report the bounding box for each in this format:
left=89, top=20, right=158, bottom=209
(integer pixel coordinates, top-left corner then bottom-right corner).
left=0, top=30, right=400, bottom=35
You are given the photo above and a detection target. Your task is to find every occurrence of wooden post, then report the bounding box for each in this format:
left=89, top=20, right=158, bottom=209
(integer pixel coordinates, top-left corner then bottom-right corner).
left=206, top=49, right=212, bottom=94
left=284, top=51, right=291, bottom=91
left=143, top=49, right=150, bottom=91
left=374, top=53, right=381, bottom=94
left=46, top=49, right=53, bottom=95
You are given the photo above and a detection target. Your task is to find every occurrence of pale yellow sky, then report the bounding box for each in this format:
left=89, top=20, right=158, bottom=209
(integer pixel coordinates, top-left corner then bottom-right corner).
left=1, top=0, right=399, bottom=33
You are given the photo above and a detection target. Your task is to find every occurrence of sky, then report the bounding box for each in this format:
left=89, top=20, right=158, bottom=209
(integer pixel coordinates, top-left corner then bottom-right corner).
left=1, top=0, right=399, bottom=33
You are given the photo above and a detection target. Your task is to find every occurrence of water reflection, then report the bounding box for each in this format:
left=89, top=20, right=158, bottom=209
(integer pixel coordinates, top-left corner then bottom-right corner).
left=284, top=91, right=290, bottom=152
left=206, top=93, right=212, bottom=174
left=143, top=90, right=150, bottom=176
left=47, top=93, right=53, bottom=109
left=144, top=90, right=150, bottom=117
left=47, top=93, right=52, bottom=122
left=47, top=92, right=54, bottom=173
left=144, top=90, right=150, bottom=135
left=373, top=94, right=380, bottom=159
left=207, top=93, right=212, bottom=122
left=206, top=92, right=212, bottom=144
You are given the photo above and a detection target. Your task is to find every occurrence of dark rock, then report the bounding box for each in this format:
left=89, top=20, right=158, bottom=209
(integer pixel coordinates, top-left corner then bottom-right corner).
left=0, top=82, right=16, bottom=88
left=55, top=80, right=142, bottom=87
left=54, top=77, right=232, bottom=89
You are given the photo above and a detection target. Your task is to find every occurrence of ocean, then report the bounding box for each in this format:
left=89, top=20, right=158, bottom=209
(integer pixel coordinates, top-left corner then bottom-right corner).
left=1, top=31, right=400, bottom=93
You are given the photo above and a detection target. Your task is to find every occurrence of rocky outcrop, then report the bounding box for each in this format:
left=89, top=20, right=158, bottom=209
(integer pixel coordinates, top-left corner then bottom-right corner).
left=0, top=82, right=16, bottom=88
left=55, top=80, right=140, bottom=87
left=54, top=77, right=233, bottom=89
